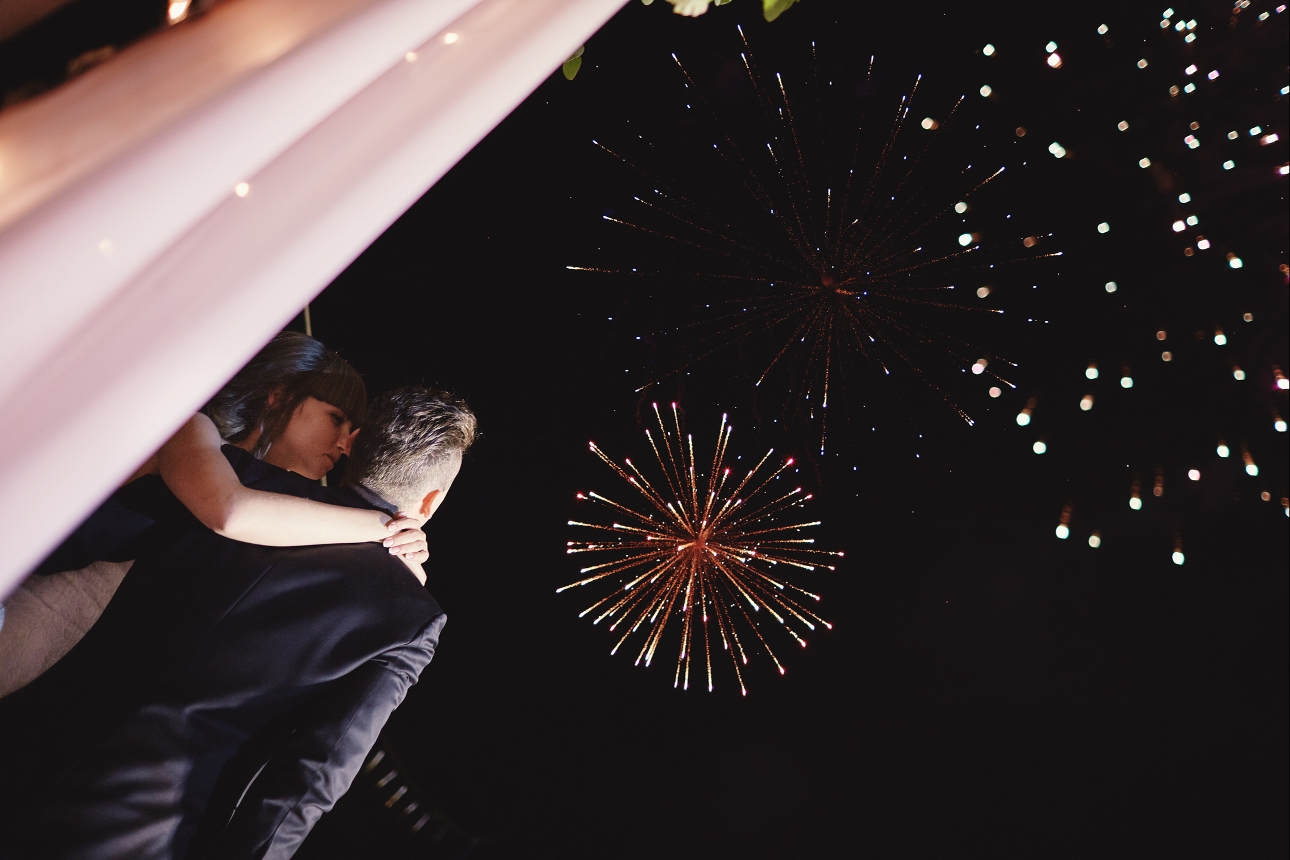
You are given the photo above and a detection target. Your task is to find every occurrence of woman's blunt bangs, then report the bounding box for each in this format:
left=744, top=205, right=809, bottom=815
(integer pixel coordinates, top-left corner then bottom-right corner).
left=302, top=355, right=368, bottom=429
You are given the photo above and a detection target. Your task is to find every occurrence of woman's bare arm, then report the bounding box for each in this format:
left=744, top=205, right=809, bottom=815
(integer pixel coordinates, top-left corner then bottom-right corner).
left=157, top=414, right=424, bottom=557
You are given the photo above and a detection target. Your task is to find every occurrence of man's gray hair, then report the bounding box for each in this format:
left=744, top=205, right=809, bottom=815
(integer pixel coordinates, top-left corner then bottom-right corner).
left=346, top=386, right=476, bottom=504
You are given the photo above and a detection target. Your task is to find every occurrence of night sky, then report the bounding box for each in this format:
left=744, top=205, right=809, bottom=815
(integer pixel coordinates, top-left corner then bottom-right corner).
left=283, top=2, right=1287, bottom=857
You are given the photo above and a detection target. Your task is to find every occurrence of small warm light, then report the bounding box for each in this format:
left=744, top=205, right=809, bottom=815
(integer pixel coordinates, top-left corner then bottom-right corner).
left=971, top=359, right=988, bottom=374
left=982, top=43, right=996, bottom=56
left=1085, top=363, right=1099, bottom=379
left=1118, top=121, right=1130, bottom=131
left=234, top=182, right=249, bottom=197
left=921, top=117, right=938, bottom=130
left=1196, top=237, right=1210, bottom=250
left=1178, top=192, right=1191, bottom=203
left=1213, top=328, right=1226, bottom=345
left=1080, top=395, right=1094, bottom=411
left=1188, top=469, right=1200, bottom=481
left=1047, top=53, right=1063, bottom=69
left=1183, top=83, right=1196, bottom=93
left=1233, top=367, right=1246, bottom=380
left=1045, top=41, right=1058, bottom=53
left=167, top=0, right=190, bottom=24
left=1227, top=255, right=1243, bottom=268
left=989, top=386, right=1002, bottom=398
left=1137, top=59, right=1149, bottom=69
left=976, top=286, right=991, bottom=298
left=1098, top=24, right=1109, bottom=34
left=1223, top=160, right=1235, bottom=170
left=1120, top=374, right=1134, bottom=389
left=1274, top=418, right=1287, bottom=432
left=1279, top=165, right=1290, bottom=176
left=1055, top=524, right=1069, bottom=539
left=1016, top=411, right=1031, bottom=426
left=1228, top=130, right=1239, bottom=139
left=958, top=233, right=974, bottom=246
left=1105, top=281, right=1118, bottom=293
left=1097, top=222, right=1110, bottom=233
left=1163, top=8, right=1173, bottom=19
left=1185, top=136, right=1200, bottom=149
left=1216, top=443, right=1229, bottom=458
left=1156, top=330, right=1167, bottom=341
left=1170, top=86, right=1180, bottom=97
left=1172, top=551, right=1185, bottom=565
left=1033, top=441, right=1047, bottom=454
left=1184, top=64, right=1197, bottom=75
left=1023, top=236, right=1038, bottom=247
left=1015, top=126, right=1027, bottom=137
left=1244, top=453, right=1258, bottom=476
left=1206, top=69, right=1217, bottom=79
left=1162, top=351, right=1173, bottom=361
left=980, top=85, right=993, bottom=97
left=443, top=32, right=459, bottom=44
left=1088, top=532, right=1102, bottom=548
left=405, top=51, right=418, bottom=62
left=1249, top=126, right=1263, bottom=136
left=1049, top=142, right=1067, bottom=158
left=1129, top=496, right=1143, bottom=510
left=955, top=201, right=968, bottom=213
left=1242, top=313, right=1252, bottom=322
left=1139, top=157, right=1152, bottom=168
left=1261, top=134, right=1280, bottom=145
left=1172, top=220, right=1186, bottom=232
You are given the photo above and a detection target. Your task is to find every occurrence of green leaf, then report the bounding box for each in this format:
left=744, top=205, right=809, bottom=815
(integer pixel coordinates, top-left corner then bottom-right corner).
left=763, top=0, right=799, bottom=21
left=562, top=55, right=582, bottom=80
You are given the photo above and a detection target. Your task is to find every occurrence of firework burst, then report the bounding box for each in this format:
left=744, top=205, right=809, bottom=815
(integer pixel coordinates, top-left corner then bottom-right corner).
left=560, top=403, right=840, bottom=694
left=573, top=28, right=1057, bottom=453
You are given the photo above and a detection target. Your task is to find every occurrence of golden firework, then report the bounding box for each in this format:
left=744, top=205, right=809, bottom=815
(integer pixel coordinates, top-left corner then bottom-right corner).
left=560, top=403, right=840, bottom=694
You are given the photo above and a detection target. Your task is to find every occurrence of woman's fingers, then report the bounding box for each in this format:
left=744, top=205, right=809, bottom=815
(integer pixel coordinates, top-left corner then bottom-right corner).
left=386, top=515, right=420, bottom=532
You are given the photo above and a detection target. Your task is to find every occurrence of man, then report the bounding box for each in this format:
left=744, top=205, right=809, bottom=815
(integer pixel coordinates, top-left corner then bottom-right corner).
left=1, top=386, right=474, bottom=859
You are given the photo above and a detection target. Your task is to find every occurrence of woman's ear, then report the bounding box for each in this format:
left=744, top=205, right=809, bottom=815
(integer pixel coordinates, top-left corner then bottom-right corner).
left=265, top=385, right=284, bottom=407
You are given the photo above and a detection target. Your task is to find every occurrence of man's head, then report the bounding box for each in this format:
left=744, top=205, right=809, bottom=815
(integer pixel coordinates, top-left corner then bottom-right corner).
left=345, top=386, right=476, bottom=522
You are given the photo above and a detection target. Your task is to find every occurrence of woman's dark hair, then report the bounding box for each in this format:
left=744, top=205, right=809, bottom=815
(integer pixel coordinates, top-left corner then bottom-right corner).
left=203, top=331, right=367, bottom=458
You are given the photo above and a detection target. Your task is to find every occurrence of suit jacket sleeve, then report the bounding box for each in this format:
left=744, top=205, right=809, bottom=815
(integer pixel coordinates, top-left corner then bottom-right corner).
left=205, top=612, right=446, bottom=860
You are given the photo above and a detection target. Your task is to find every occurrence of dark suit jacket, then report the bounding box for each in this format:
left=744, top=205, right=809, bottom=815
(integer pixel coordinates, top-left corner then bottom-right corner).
left=0, top=448, right=446, bottom=860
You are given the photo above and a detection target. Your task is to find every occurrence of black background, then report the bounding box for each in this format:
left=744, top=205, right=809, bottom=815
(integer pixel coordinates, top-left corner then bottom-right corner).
left=281, top=2, right=1287, bottom=858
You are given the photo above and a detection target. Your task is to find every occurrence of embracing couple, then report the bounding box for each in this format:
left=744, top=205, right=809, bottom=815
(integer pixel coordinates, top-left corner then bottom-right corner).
left=0, top=331, right=475, bottom=860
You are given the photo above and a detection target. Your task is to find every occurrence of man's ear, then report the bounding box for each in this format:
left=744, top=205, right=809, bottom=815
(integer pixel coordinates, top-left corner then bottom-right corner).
left=416, top=488, right=442, bottom=521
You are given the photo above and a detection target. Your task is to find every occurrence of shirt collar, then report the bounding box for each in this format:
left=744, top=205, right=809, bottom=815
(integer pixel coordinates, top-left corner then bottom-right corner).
left=348, top=483, right=399, bottom=518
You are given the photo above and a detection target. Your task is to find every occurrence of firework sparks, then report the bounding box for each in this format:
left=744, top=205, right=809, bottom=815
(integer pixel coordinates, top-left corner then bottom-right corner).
left=559, top=403, right=840, bottom=694
left=574, top=29, right=1057, bottom=453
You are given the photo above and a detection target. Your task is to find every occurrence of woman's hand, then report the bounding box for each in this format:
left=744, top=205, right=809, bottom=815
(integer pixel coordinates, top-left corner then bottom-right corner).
left=382, top=515, right=428, bottom=564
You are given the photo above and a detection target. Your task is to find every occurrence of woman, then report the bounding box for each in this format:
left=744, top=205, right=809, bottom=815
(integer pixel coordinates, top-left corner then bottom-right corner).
left=0, top=331, right=425, bottom=698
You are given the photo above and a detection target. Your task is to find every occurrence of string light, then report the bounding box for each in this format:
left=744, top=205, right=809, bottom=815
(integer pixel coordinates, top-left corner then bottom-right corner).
left=1104, top=281, right=1118, bottom=293
left=1216, top=442, right=1229, bottom=458
left=982, top=43, right=996, bottom=56
left=1088, top=531, right=1102, bottom=547
left=1188, top=469, right=1200, bottom=481
left=1213, top=328, right=1226, bottom=346
left=1033, top=440, right=1047, bottom=454
left=1243, top=452, right=1258, bottom=476
left=1085, top=363, right=1099, bottom=379
left=1080, top=394, right=1094, bottom=411
left=1120, top=371, right=1134, bottom=389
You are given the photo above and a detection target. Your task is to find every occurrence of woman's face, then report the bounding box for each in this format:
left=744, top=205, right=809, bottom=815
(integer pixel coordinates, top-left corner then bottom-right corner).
left=265, top=396, right=357, bottom=480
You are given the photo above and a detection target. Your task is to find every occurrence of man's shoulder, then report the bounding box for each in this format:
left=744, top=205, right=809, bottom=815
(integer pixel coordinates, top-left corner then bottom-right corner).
left=270, top=543, right=444, bottom=615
